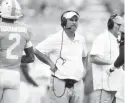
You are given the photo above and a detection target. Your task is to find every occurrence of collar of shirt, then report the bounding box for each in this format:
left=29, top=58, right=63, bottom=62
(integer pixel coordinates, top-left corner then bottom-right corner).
left=106, top=30, right=117, bottom=41
left=58, top=29, right=80, bottom=43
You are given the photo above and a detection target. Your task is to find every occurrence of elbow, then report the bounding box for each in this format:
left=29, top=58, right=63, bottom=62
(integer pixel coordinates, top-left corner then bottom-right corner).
left=34, top=49, right=38, bottom=57
left=29, top=55, right=35, bottom=63
left=24, top=55, right=35, bottom=63
left=89, top=55, right=94, bottom=63
left=31, top=58, right=34, bottom=63
left=29, top=59, right=34, bottom=63
left=89, top=55, right=98, bottom=64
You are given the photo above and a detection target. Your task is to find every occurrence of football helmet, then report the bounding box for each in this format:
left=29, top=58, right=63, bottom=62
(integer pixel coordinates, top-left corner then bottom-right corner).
left=1, top=0, right=22, bottom=19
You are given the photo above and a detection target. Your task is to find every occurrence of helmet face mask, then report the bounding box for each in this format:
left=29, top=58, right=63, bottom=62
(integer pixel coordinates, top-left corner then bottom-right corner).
left=1, top=0, right=22, bottom=20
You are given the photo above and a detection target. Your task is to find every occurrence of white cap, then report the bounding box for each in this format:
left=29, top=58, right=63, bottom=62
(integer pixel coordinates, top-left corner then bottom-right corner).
left=119, top=24, right=124, bottom=32
left=63, top=12, right=79, bottom=19
left=114, top=16, right=123, bottom=25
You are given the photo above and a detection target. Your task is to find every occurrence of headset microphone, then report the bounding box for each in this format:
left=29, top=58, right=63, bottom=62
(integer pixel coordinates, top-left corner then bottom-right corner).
left=66, top=27, right=72, bottom=29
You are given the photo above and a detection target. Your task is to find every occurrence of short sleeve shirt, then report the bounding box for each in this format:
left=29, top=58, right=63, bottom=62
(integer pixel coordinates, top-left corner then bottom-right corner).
left=36, top=30, right=88, bottom=81
left=90, top=30, right=123, bottom=91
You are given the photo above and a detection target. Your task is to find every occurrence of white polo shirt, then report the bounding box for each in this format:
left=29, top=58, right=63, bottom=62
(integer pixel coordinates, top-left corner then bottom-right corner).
left=36, top=30, right=88, bottom=81
left=90, top=30, right=123, bottom=91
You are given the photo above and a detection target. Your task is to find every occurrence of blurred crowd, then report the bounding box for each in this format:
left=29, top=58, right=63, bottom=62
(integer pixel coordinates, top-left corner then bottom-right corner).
left=17, top=0, right=124, bottom=18
left=14, top=0, right=124, bottom=49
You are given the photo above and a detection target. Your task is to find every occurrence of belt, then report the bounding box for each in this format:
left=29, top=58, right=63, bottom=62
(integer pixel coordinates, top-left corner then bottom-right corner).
left=64, top=79, right=77, bottom=88
left=52, top=75, right=78, bottom=88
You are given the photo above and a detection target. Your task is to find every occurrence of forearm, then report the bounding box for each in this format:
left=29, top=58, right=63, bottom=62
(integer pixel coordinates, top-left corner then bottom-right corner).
left=21, top=55, right=34, bottom=63
left=114, top=45, right=124, bottom=68
left=89, top=55, right=112, bottom=65
left=114, top=57, right=124, bottom=68
left=82, top=57, right=87, bottom=69
left=21, top=64, right=38, bottom=86
left=34, top=49, right=54, bottom=67
left=82, top=57, right=88, bottom=80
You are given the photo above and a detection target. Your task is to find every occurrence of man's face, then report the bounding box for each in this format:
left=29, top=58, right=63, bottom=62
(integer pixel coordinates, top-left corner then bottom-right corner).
left=113, top=22, right=121, bottom=34
left=66, top=15, right=79, bottom=32
left=112, top=16, right=123, bottom=37
left=119, top=24, right=124, bottom=33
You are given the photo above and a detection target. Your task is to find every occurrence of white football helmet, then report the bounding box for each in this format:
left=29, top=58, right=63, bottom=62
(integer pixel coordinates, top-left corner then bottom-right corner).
left=1, top=0, right=22, bottom=19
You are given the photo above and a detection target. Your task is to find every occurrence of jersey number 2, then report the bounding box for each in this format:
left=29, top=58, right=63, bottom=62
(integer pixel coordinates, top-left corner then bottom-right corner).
left=6, top=33, right=21, bottom=59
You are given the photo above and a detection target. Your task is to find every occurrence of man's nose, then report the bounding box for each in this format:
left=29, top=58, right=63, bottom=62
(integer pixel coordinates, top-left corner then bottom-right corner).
left=118, top=26, right=121, bottom=30
left=72, top=20, right=77, bottom=24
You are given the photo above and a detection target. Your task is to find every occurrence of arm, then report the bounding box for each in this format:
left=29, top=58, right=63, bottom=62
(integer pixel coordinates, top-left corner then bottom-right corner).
left=82, top=56, right=88, bottom=80
left=21, top=40, right=34, bottom=63
left=81, top=36, right=88, bottom=70
left=114, top=45, right=124, bottom=68
left=89, top=34, right=113, bottom=65
left=35, top=35, right=58, bottom=72
left=34, top=49, right=54, bottom=66
left=21, top=41, right=38, bottom=86
left=21, top=46, right=35, bottom=63
left=114, top=35, right=124, bottom=68
left=34, top=49, right=57, bottom=72
left=82, top=57, right=88, bottom=70
left=21, top=63, right=38, bottom=86
left=110, top=33, right=124, bottom=72
left=89, top=55, right=112, bottom=65
left=81, top=37, right=88, bottom=79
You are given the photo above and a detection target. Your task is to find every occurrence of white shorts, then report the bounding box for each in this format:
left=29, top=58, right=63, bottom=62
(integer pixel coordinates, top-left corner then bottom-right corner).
left=0, top=69, right=20, bottom=89
left=0, top=69, right=20, bottom=103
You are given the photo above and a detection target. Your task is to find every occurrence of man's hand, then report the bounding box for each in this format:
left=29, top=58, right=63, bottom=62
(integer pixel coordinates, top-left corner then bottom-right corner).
left=50, top=63, right=58, bottom=73
left=106, top=66, right=116, bottom=76
left=110, top=66, right=116, bottom=72
left=106, top=68, right=111, bottom=76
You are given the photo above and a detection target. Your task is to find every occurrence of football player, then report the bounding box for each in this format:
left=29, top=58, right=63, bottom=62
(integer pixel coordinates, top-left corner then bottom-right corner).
left=0, top=0, right=37, bottom=103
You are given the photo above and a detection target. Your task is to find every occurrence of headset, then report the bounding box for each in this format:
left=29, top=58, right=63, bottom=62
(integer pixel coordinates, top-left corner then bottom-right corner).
left=61, top=10, right=80, bottom=28
left=52, top=29, right=66, bottom=98
left=108, top=14, right=118, bottom=30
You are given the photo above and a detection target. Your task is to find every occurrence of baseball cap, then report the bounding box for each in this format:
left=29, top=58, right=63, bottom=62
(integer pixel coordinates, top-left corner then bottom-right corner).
left=63, top=11, right=79, bottom=19
left=119, top=24, right=124, bottom=32
left=113, top=16, right=123, bottom=25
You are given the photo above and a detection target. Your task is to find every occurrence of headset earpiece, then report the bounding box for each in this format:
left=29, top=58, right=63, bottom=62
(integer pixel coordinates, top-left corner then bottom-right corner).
left=108, top=14, right=118, bottom=30
left=61, top=16, right=67, bottom=28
